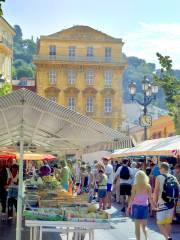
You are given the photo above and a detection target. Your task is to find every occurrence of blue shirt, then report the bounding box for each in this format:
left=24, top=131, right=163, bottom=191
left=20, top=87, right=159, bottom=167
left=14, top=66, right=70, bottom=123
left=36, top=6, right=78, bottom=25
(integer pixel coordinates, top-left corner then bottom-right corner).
left=152, top=165, right=160, bottom=177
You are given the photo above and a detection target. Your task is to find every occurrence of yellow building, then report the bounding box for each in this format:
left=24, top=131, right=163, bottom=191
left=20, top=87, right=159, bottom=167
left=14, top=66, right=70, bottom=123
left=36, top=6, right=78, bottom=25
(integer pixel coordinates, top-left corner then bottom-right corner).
left=148, top=115, right=175, bottom=139
left=0, top=17, right=15, bottom=83
left=129, top=115, right=176, bottom=143
left=34, top=26, right=127, bottom=129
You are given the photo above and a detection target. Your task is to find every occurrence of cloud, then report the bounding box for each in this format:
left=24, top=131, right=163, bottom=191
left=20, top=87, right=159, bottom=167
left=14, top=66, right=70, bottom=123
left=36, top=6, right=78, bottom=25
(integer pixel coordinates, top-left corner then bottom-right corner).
left=123, top=22, right=180, bottom=69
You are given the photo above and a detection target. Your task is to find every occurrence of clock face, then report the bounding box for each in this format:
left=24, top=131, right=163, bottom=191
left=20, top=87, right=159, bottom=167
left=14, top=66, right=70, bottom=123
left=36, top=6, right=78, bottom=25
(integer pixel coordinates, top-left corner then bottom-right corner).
left=139, top=115, right=152, bottom=127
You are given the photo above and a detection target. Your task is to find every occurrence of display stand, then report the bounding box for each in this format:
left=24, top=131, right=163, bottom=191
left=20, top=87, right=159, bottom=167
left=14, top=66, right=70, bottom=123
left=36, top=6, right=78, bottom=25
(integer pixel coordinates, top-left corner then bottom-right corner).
left=26, top=220, right=111, bottom=240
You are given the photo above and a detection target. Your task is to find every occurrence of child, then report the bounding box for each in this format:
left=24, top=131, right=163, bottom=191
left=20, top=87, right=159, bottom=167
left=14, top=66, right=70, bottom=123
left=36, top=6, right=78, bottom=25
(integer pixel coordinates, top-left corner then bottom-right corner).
left=97, top=168, right=107, bottom=210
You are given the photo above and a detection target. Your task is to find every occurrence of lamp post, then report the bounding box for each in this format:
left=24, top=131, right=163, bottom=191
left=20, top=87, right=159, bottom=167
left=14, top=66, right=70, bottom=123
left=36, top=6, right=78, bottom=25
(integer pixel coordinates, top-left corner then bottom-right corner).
left=128, top=76, right=159, bottom=140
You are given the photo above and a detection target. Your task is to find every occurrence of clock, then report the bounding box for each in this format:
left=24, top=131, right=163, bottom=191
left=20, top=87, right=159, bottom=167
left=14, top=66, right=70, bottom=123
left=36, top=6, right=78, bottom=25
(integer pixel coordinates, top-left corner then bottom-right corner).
left=139, top=115, right=152, bottom=127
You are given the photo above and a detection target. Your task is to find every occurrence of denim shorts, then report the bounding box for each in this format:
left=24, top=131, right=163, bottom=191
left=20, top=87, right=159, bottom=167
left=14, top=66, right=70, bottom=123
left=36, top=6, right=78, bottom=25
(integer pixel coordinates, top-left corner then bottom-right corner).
left=98, top=189, right=107, bottom=199
left=107, top=183, right=112, bottom=192
left=131, top=204, right=148, bottom=220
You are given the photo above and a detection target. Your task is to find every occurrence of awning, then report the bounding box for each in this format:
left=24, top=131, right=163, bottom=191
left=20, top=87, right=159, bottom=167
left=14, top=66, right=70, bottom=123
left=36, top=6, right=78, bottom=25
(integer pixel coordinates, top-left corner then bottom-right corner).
left=0, top=88, right=130, bottom=152
left=0, top=88, right=131, bottom=240
left=109, top=148, right=130, bottom=158
left=110, top=135, right=180, bottom=157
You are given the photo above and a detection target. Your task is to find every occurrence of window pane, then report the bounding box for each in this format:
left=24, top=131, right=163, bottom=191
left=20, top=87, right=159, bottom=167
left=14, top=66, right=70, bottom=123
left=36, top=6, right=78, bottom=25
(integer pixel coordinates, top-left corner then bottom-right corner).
left=48, top=70, right=56, bottom=85
left=87, top=47, right=93, bottom=57
left=105, top=47, right=112, bottom=59
left=104, top=71, right=112, bottom=86
left=86, top=96, right=93, bottom=112
left=68, top=97, right=75, bottom=110
left=69, top=46, right=76, bottom=57
left=49, top=45, right=56, bottom=55
left=68, top=70, right=76, bottom=84
left=104, top=98, right=112, bottom=112
left=86, top=70, right=94, bottom=85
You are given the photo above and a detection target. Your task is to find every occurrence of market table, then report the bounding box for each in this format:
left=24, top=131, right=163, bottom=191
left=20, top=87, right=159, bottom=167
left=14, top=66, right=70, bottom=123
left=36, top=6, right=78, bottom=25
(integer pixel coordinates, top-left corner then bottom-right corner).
left=25, top=220, right=111, bottom=240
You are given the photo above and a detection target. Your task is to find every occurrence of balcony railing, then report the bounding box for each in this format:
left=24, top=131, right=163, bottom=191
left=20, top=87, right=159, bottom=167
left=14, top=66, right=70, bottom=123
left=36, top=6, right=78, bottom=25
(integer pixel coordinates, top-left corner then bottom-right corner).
left=33, top=55, right=127, bottom=65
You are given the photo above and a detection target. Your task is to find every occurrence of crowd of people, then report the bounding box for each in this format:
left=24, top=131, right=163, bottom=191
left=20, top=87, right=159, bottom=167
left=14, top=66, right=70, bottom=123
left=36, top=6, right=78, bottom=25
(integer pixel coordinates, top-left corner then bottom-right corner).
left=0, top=157, right=180, bottom=240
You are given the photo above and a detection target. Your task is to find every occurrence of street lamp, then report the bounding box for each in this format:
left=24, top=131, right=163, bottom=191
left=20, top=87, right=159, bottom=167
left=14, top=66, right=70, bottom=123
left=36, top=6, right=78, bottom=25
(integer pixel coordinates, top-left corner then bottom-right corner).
left=128, top=76, right=159, bottom=140
left=0, top=74, right=5, bottom=88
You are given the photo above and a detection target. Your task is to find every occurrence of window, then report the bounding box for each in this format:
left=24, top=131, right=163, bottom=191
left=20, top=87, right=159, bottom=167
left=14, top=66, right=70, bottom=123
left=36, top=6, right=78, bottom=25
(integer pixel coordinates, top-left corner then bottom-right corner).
left=68, top=70, right=76, bottom=84
left=48, top=69, right=56, bottom=85
left=69, top=46, right=76, bottom=57
left=86, top=70, right=94, bottom=85
left=105, top=47, right=112, bottom=59
left=104, top=98, right=112, bottom=113
left=49, top=45, right=56, bottom=56
left=49, top=96, right=56, bottom=102
left=68, top=97, right=75, bottom=110
left=104, top=71, right=112, bottom=86
left=87, top=47, right=93, bottom=57
left=86, top=96, right=93, bottom=112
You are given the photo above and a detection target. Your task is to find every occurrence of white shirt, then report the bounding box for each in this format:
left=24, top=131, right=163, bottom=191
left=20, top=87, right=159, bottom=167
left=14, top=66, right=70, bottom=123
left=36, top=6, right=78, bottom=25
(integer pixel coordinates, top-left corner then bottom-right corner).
left=115, top=165, right=133, bottom=185
left=105, top=164, right=113, bottom=184
left=131, top=167, right=139, bottom=185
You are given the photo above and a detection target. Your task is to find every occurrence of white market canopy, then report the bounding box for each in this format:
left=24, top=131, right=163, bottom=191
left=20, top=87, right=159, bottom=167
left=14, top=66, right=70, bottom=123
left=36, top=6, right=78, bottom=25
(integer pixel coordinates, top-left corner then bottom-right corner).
left=109, top=135, right=180, bottom=158
left=0, top=88, right=132, bottom=240
left=0, top=88, right=130, bottom=152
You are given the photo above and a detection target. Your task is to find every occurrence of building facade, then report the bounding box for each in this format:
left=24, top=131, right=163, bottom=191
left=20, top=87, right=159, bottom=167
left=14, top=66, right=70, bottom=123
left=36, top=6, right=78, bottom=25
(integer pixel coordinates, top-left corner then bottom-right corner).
left=34, top=26, right=127, bottom=129
left=129, top=115, right=176, bottom=143
left=0, top=17, right=15, bottom=83
left=148, top=115, right=175, bottom=139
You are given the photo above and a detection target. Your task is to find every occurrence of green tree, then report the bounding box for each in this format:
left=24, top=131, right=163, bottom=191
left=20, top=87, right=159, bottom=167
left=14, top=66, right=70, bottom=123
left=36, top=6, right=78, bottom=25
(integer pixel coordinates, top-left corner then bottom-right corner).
left=13, top=25, right=37, bottom=79
left=16, top=64, right=34, bottom=79
left=0, top=0, right=5, bottom=16
left=0, top=83, right=12, bottom=96
left=154, top=53, right=180, bottom=133
left=13, top=25, right=23, bottom=42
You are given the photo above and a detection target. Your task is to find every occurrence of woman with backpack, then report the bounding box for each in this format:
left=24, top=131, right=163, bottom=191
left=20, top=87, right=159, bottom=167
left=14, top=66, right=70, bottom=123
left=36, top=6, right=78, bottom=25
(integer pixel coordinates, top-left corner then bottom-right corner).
left=153, top=162, right=180, bottom=240
left=126, top=170, right=156, bottom=240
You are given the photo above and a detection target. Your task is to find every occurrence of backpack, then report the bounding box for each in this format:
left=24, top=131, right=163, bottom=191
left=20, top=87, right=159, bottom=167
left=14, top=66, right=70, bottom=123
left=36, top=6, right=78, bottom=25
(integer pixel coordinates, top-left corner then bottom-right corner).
left=120, top=166, right=130, bottom=180
left=161, top=174, right=179, bottom=204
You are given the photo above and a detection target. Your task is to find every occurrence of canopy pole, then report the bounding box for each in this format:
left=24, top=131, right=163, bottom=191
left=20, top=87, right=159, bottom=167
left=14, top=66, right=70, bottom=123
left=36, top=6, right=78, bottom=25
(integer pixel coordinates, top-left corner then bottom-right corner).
left=16, top=126, right=24, bottom=240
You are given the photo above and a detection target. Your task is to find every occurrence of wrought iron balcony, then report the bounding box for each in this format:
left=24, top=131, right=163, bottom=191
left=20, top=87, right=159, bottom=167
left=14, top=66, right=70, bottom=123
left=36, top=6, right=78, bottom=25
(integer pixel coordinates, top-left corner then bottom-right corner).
left=33, top=54, right=127, bottom=65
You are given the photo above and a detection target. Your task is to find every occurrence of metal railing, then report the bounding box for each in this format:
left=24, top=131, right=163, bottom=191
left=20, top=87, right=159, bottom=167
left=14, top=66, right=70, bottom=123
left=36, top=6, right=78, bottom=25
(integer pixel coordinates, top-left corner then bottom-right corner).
left=33, top=54, right=127, bottom=65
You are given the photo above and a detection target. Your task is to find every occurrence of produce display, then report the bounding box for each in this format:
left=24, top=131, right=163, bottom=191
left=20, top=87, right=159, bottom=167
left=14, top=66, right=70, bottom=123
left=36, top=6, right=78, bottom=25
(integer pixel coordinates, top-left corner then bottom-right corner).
left=24, top=205, right=109, bottom=223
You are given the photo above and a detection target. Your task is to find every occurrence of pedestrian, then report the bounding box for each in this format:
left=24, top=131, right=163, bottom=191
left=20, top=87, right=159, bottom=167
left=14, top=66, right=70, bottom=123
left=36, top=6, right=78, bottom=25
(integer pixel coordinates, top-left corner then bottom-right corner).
left=103, top=157, right=113, bottom=209
left=0, top=163, right=11, bottom=221
left=131, top=162, right=139, bottom=185
left=97, top=167, right=108, bottom=210
left=74, top=159, right=81, bottom=187
left=127, top=170, right=156, bottom=240
left=7, top=164, right=19, bottom=220
left=60, top=161, right=70, bottom=191
left=153, top=162, right=180, bottom=240
left=92, top=162, right=102, bottom=200
left=114, top=158, right=133, bottom=212
left=172, top=164, right=180, bottom=222
left=174, top=164, right=180, bottom=183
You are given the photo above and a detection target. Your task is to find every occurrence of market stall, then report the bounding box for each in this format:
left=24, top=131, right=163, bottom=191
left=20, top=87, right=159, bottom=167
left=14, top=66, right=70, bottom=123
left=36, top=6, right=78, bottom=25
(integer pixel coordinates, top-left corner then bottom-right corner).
left=109, top=135, right=180, bottom=158
left=0, top=89, right=130, bottom=240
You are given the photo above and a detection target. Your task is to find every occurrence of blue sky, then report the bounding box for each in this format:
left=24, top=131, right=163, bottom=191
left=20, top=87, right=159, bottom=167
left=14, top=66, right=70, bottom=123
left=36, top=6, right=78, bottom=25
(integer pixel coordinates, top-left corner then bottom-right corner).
left=3, top=0, right=180, bottom=68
